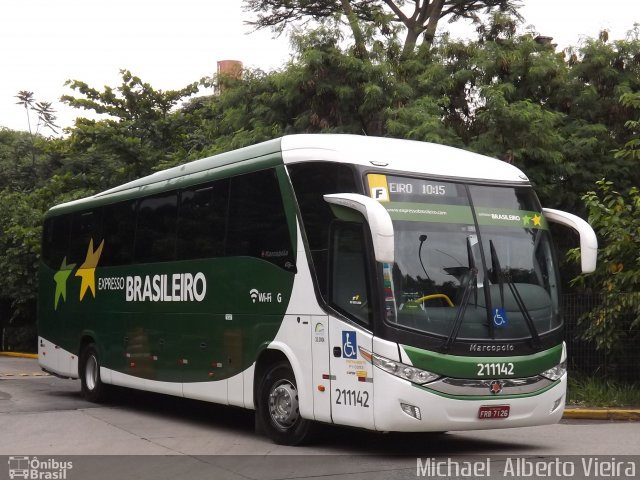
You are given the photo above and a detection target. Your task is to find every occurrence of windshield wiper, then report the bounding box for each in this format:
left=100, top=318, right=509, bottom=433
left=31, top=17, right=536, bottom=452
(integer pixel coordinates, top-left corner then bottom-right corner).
left=443, top=236, right=477, bottom=351
left=489, top=240, right=541, bottom=347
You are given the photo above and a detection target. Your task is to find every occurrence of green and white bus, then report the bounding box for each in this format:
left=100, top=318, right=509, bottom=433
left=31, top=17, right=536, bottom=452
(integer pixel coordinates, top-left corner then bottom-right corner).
left=38, top=134, right=597, bottom=445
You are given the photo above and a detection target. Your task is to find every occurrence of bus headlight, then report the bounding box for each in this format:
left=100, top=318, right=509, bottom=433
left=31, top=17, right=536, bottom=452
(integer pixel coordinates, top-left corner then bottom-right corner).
left=359, top=347, right=440, bottom=385
left=541, top=360, right=567, bottom=381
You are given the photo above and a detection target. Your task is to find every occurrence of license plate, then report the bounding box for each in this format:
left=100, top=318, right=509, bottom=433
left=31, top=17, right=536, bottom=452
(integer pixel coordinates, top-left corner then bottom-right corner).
left=478, top=405, right=510, bottom=419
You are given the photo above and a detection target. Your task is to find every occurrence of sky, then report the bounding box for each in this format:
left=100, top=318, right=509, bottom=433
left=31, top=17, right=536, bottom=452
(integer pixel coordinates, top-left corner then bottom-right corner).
left=0, top=0, right=637, bottom=133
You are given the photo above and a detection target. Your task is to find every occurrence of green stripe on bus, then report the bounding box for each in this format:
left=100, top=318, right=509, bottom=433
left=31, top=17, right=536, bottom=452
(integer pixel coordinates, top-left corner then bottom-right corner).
left=382, top=202, right=547, bottom=229
left=402, top=344, right=562, bottom=379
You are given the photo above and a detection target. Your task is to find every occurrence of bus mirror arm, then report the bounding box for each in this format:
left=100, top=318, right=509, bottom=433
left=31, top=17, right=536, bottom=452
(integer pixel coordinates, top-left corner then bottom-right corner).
left=542, top=208, right=598, bottom=273
left=324, top=193, right=394, bottom=264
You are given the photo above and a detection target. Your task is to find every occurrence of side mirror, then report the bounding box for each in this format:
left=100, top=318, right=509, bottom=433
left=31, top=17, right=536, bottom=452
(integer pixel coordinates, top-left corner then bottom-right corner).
left=324, top=193, right=394, bottom=263
left=542, top=208, right=598, bottom=273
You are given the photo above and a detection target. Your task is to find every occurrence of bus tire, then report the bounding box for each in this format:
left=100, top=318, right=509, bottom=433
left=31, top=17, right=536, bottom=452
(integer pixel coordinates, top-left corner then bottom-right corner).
left=80, top=343, right=108, bottom=403
left=257, top=361, right=311, bottom=445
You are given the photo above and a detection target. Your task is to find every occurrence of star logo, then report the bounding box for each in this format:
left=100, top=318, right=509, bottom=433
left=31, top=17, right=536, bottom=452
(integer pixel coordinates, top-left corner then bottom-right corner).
left=522, top=215, right=532, bottom=226
left=75, top=238, right=105, bottom=301
left=53, top=257, right=76, bottom=310
left=532, top=214, right=542, bottom=227
left=490, top=380, right=503, bottom=395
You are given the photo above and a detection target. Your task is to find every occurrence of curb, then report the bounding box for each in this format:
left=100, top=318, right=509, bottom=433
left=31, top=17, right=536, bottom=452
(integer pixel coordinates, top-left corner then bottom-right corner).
left=563, top=408, right=640, bottom=421
left=0, top=352, right=38, bottom=359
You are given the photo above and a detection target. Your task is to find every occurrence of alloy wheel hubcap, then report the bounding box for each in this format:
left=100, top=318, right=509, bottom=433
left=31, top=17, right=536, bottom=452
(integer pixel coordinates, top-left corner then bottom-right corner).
left=86, top=355, right=98, bottom=391
left=268, top=380, right=299, bottom=429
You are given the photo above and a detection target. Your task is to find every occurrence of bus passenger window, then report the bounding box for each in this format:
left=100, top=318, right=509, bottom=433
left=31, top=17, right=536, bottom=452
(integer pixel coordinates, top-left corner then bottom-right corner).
left=102, top=200, right=136, bottom=266
left=69, top=209, right=103, bottom=265
left=42, top=215, right=71, bottom=269
left=177, top=179, right=229, bottom=260
left=134, top=192, right=178, bottom=263
left=226, top=169, right=294, bottom=270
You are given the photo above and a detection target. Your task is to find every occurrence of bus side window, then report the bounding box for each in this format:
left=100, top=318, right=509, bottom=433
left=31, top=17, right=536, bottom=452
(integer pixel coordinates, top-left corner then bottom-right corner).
left=102, top=200, right=137, bottom=266
left=134, top=192, right=178, bottom=263
left=226, top=169, right=294, bottom=270
left=328, top=222, right=373, bottom=326
left=69, top=209, right=103, bottom=265
left=42, top=215, right=71, bottom=269
left=176, top=179, right=229, bottom=260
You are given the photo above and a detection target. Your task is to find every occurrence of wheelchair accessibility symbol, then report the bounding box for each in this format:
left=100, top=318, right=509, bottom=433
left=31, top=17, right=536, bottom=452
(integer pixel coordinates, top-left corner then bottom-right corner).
left=492, top=308, right=508, bottom=329
left=342, top=330, right=358, bottom=359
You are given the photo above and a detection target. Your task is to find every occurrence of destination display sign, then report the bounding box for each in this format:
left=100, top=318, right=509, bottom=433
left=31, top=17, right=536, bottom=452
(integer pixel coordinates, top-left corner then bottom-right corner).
left=367, top=174, right=463, bottom=203
left=367, top=174, right=547, bottom=229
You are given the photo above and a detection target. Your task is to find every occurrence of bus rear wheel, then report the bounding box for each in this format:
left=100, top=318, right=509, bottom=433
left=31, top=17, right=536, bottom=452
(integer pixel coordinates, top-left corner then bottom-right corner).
left=257, top=361, right=311, bottom=445
left=80, top=343, right=108, bottom=403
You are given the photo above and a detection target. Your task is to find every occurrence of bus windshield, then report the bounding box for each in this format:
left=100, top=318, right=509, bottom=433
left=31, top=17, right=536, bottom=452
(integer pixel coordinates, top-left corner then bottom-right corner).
left=370, top=175, right=561, bottom=341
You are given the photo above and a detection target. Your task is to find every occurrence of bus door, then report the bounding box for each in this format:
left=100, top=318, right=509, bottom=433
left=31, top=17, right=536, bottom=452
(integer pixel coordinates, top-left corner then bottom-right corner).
left=326, top=221, right=376, bottom=428
left=328, top=317, right=374, bottom=428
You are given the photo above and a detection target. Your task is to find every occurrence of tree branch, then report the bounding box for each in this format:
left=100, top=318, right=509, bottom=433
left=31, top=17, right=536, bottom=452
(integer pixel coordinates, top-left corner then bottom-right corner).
left=381, top=0, right=410, bottom=24
left=340, top=0, right=369, bottom=58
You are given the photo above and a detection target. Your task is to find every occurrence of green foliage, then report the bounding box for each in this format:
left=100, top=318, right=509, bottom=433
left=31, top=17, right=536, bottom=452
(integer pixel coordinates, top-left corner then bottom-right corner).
left=0, top=175, right=93, bottom=326
left=0, top=190, right=42, bottom=320
left=61, top=70, right=201, bottom=183
left=568, top=375, right=640, bottom=407
left=470, top=86, right=566, bottom=201
left=614, top=92, right=640, bottom=161
left=567, top=91, right=640, bottom=357
left=569, top=181, right=640, bottom=355
left=558, top=33, right=640, bottom=212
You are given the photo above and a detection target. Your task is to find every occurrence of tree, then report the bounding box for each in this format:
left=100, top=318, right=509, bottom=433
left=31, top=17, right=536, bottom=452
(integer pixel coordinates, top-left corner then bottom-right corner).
left=567, top=91, right=640, bottom=361
left=14, top=91, right=60, bottom=170
left=614, top=92, right=640, bottom=162
left=244, top=0, right=521, bottom=55
left=0, top=128, right=42, bottom=190
left=181, top=26, right=411, bottom=160
left=450, top=16, right=571, bottom=205
left=568, top=180, right=640, bottom=365
left=0, top=173, right=91, bottom=350
left=61, top=70, right=201, bottom=183
left=15, top=91, right=60, bottom=137
left=557, top=28, right=640, bottom=212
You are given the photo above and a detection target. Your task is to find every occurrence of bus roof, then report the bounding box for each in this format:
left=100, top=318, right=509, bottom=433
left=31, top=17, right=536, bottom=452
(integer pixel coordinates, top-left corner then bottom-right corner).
left=281, top=134, right=528, bottom=183
left=47, top=134, right=529, bottom=216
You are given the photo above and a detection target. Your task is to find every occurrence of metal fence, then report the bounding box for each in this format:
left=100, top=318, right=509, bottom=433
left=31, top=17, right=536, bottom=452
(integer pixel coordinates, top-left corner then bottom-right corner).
left=562, top=293, right=640, bottom=381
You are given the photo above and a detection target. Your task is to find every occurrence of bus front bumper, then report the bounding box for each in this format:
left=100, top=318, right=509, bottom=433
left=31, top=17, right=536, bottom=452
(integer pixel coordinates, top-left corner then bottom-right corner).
left=373, top=371, right=566, bottom=432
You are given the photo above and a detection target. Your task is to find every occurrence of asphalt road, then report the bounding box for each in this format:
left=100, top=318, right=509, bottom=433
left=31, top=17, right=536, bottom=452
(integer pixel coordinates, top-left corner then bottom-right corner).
left=1, top=357, right=638, bottom=480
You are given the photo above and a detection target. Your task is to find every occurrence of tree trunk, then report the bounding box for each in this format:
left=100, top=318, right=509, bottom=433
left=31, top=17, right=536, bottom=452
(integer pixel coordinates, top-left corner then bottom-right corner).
left=340, top=0, right=368, bottom=59
left=422, top=0, right=445, bottom=46
left=402, top=25, right=421, bottom=57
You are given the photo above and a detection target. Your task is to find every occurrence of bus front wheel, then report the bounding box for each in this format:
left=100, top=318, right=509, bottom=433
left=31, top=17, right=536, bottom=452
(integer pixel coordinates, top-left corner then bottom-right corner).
left=80, top=343, right=108, bottom=403
left=257, top=361, right=311, bottom=445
